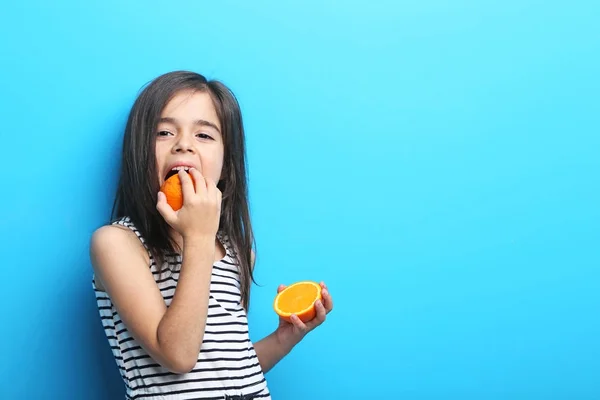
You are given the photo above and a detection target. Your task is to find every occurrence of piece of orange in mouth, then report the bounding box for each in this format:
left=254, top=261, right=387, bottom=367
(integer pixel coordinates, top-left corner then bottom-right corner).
left=160, top=172, right=195, bottom=211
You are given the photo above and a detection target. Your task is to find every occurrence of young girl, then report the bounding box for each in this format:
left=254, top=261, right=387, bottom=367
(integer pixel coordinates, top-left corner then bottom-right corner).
left=90, top=71, right=334, bottom=400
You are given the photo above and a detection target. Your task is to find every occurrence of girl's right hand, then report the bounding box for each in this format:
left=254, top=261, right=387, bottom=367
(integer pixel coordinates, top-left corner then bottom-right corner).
left=156, top=168, right=222, bottom=240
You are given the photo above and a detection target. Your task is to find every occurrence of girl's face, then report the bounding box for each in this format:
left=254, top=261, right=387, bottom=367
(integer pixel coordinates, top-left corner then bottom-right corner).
left=155, top=89, right=224, bottom=187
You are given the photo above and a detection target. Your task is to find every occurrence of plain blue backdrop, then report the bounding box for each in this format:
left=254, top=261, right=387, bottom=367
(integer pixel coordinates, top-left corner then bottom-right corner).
left=1, top=1, right=598, bottom=399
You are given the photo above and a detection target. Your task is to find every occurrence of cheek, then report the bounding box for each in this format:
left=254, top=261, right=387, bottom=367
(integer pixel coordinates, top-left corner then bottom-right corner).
left=155, top=142, right=170, bottom=163
left=216, top=150, right=225, bottom=178
left=201, top=152, right=224, bottom=180
left=155, top=145, right=166, bottom=182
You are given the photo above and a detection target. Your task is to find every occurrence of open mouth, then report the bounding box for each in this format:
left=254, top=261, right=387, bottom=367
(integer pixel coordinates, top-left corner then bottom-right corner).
left=165, top=166, right=191, bottom=181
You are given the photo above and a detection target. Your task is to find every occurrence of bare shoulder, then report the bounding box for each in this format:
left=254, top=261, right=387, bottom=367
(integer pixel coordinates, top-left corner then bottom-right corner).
left=91, top=223, right=142, bottom=249
left=90, top=224, right=150, bottom=290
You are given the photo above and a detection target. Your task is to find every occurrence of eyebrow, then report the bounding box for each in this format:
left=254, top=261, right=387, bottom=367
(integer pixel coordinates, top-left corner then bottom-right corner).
left=159, top=117, right=221, bottom=133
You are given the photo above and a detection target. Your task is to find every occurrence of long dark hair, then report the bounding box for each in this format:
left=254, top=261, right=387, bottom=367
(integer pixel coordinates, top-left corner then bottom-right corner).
left=111, top=70, right=256, bottom=310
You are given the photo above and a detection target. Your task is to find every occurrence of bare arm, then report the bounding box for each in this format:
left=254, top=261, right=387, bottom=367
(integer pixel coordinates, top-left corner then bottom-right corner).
left=254, top=333, right=294, bottom=373
left=253, top=288, right=332, bottom=374
left=248, top=250, right=292, bottom=373
left=92, top=170, right=221, bottom=373
left=91, top=225, right=215, bottom=374
left=251, top=246, right=334, bottom=373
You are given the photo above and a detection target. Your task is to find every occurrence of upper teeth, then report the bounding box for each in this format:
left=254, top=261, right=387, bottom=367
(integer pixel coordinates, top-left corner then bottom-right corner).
left=172, top=166, right=191, bottom=171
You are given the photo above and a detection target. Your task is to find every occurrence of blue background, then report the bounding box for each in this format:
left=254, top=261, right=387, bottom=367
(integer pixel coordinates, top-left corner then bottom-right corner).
left=1, top=1, right=599, bottom=399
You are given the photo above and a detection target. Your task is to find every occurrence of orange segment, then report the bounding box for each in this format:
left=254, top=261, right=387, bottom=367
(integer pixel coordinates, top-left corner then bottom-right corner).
left=273, top=281, right=322, bottom=323
left=160, top=173, right=195, bottom=211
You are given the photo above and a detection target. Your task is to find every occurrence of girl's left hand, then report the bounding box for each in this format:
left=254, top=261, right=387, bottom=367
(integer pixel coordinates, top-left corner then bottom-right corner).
left=275, top=282, right=334, bottom=350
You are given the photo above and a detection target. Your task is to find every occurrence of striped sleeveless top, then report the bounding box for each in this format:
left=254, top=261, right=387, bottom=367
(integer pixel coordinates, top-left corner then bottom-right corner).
left=92, top=217, right=271, bottom=400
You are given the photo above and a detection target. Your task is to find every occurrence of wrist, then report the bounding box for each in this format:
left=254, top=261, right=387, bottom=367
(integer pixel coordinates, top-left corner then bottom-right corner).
left=273, top=329, right=296, bottom=354
left=182, top=235, right=215, bottom=256
left=182, top=234, right=214, bottom=246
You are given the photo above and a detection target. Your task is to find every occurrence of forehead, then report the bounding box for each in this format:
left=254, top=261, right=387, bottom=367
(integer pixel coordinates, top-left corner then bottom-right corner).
left=161, top=89, right=220, bottom=129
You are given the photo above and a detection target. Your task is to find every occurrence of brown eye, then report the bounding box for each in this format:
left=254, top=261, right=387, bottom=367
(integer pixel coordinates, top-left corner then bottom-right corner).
left=157, top=130, right=173, bottom=136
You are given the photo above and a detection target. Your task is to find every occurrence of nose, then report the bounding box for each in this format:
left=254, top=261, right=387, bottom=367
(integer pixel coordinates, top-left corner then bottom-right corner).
left=172, top=134, right=195, bottom=154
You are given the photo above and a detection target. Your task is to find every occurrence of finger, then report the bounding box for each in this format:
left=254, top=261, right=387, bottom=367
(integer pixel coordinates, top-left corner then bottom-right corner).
left=217, top=186, right=223, bottom=204
left=321, top=288, right=333, bottom=312
left=216, top=187, right=223, bottom=213
left=277, top=284, right=286, bottom=293
left=204, top=177, right=220, bottom=203
left=179, top=169, right=198, bottom=200
left=156, top=191, right=176, bottom=224
left=290, top=314, right=308, bottom=333
left=314, top=298, right=327, bottom=323
left=305, top=300, right=326, bottom=330
left=188, top=167, right=207, bottom=192
left=205, top=174, right=214, bottom=186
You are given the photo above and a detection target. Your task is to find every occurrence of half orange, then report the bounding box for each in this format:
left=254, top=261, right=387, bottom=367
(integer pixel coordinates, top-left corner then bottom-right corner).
left=273, top=281, right=322, bottom=323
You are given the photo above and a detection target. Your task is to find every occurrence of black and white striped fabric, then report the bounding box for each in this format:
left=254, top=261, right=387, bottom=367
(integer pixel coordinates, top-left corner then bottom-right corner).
left=93, top=217, right=271, bottom=400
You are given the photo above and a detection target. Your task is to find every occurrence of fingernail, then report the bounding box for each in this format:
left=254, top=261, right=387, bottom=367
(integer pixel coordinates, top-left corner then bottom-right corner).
left=322, top=289, right=329, bottom=296
left=316, top=300, right=322, bottom=307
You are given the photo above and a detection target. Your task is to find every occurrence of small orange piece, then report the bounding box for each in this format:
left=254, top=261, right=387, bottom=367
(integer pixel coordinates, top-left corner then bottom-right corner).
left=160, top=173, right=195, bottom=211
left=273, top=281, right=322, bottom=323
